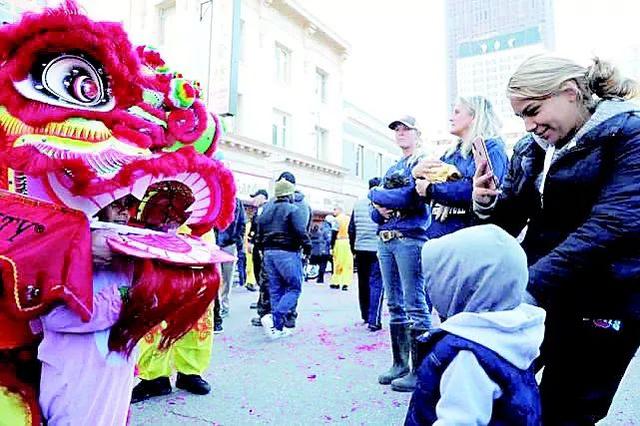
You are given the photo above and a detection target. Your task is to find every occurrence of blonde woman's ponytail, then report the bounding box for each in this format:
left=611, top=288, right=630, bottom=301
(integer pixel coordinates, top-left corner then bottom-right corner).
left=586, top=57, right=640, bottom=100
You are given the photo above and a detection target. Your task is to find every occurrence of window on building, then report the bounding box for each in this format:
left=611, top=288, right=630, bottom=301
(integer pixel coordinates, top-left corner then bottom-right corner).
left=314, top=126, right=327, bottom=160
left=355, top=144, right=364, bottom=178
left=272, top=109, right=290, bottom=147
left=376, top=153, right=383, bottom=176
left=158, top=2, right=176, bottom=46
left=315, top=68, right=328, bottom=103
left=274, top=43, right=291, bottom=85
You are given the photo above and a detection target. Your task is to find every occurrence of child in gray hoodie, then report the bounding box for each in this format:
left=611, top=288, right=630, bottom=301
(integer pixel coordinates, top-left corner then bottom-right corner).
left=405, top=224, right=545, bottom=425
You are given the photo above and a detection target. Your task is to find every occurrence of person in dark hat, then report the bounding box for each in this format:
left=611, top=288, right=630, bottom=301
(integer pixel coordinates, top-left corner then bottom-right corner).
left=369, top=114, right=432, bottom=392
left=256, top=179, right=311, bottom=339
left=275, top=171, right=312, bottom=329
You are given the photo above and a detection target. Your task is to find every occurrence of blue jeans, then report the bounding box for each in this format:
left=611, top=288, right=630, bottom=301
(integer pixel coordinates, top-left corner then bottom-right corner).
left=368, top=257, right=384, bottom=327
left=377, top=237, right=431, bottom=330
left=264, top=250, right=303, bottom=330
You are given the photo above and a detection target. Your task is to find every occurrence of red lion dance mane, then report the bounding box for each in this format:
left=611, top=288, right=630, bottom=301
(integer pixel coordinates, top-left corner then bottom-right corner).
left=0, top=2, right=236, bottom=423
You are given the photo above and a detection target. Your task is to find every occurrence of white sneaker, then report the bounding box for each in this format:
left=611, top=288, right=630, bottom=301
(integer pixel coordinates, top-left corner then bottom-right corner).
left=267, top=327, right=286, bottom=340
left=261, top=314, right=274, bottom=337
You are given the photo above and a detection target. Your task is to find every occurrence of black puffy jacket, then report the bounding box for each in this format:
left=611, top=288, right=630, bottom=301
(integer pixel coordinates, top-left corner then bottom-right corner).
left=485, top=109, right=640, bottom=320
left=256, top=197, right=311, bottom=254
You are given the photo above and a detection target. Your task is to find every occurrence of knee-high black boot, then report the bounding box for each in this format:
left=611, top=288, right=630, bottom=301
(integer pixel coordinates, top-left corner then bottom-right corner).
left=378, top=323, right=410, bottom=384
left=391, top=328, right=429, bottom=392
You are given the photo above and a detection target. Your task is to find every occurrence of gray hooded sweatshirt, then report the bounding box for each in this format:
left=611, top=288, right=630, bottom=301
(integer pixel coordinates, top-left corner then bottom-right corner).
left=421, top=224, right=546, bottom=425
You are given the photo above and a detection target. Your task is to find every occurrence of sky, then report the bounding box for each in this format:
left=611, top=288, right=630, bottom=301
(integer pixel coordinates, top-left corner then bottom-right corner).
left=302, top=0, right=448, bottom=134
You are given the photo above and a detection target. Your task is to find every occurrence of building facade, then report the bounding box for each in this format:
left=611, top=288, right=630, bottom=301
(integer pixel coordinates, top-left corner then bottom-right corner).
left=342, top=102, right=398, bottom=196
left=6, top=0, right=402, bottom=213
left=445, top=0, right=555, bottom=143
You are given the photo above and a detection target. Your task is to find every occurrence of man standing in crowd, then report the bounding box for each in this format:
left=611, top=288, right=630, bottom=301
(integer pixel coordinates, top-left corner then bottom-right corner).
left=310, top=217, right=333, bottom=284
left=257, top=178, right=311, bottom=339
left=247, top=189, right=270, bottom=327
left=275, top=171, right=311, bottom=328
left=349, top=177, right=384, bottom=331
left=215, top=196, right=247, bottom=321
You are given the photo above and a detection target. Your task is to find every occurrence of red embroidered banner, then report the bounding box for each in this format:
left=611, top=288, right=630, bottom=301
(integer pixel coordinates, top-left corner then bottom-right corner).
left=0, top=191, right=93, bottom=326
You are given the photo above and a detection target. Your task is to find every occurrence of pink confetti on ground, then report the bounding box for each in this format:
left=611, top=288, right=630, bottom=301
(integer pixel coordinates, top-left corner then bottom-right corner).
left=355, top=342, right=386, bottom=352
left=307, top=374, right=317, bottom=380
left=318, top=329, right=337, bottom=348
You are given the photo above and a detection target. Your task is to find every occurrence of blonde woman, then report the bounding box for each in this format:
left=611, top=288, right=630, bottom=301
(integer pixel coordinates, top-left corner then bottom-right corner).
left=413, top=96, right=508, bottom=239
left=473, top=55, right=640, bottom=424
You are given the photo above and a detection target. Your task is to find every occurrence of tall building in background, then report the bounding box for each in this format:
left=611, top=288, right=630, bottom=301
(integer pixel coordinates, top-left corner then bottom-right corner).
left=445, top=0, right=555, bottom=143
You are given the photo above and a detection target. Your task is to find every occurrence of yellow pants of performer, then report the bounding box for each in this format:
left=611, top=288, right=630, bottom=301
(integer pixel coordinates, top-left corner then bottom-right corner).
left=137, top=307, right=213, bottom=380
left=0, top=388, right=33, bottom=426
left=331, top=239, right=353, bottom=287
left=246, top=248, right=256, bottom=286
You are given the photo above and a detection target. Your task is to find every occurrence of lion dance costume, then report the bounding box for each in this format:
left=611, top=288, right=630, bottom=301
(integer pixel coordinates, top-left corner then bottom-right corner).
left=0, top=1, right=235, bottom=424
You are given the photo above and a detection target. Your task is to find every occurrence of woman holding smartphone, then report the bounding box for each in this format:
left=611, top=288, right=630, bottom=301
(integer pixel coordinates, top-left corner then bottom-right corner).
left=413, top=96, right=508, bottom=238
left=473, top=55, right=640, bottom=424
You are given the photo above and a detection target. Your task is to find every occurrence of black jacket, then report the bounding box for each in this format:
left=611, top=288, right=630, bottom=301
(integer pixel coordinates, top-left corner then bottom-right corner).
left=216, top=198, right=246, bottom=247
left=485, top=110, right=640, bottom=320
left=257, top=197, right=311, bottom=254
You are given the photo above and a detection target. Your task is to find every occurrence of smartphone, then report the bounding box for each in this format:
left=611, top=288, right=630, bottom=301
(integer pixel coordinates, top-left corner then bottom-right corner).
left=471, top=137, right=499, bottom=188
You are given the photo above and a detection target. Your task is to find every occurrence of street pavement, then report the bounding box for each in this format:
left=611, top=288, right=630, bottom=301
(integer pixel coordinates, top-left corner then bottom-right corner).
left=131, top=278, right=639, bottom=426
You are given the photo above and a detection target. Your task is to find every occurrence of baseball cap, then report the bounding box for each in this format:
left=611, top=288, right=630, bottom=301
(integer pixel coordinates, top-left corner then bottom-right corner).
left=277, top=171, right=296, bottom=184
left=250, top=189, right=268, bottom=198
left=388, top=115, right=419, bottom=131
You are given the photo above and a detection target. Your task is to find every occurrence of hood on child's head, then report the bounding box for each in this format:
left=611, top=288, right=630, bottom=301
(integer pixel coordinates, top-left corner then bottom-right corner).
left=423, top=224, right=528, bottom=319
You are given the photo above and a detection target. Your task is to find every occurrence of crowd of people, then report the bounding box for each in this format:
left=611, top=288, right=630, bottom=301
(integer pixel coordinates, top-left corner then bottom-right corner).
left=130, top=54, right=640, bottom=425
left=128, top=54, right=638, bottom=426
left=11, top=50, right=640, bottom=426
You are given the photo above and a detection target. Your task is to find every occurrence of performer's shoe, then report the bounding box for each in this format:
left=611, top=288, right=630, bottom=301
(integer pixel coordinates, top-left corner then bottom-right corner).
left=245, top=284, right=257, bottom=292
left=329, top=284, right=340, bottom=289
left=213, top=324, right=224, bottom=334
left=368, top=324, right=382, bottom=332
left=341, top=285, right=349, bottom=291
left=131, top=377, right=172, bottom=403
left=251, top=317, right=263, bottom=326
left=249, top=303, right=258, bottom=309
left=176, top=373, right=211, bottom=395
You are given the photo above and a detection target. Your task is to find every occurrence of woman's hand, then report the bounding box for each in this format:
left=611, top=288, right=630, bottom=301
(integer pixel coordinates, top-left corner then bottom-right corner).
left=415, top=178, right=430, bottom=197
left=412, top=159, right=445, bottom=179
left=472, top=159, right=500, bottom=206
left=373, top=203, right=393, bottom=219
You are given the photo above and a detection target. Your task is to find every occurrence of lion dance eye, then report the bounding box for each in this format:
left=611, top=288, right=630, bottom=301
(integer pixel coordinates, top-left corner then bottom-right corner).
left=66, top=72, right=100, bottom=103
left=15, top=52, right=114, bottom=111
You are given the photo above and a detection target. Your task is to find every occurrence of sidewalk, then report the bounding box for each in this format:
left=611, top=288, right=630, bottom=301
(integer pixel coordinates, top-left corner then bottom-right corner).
left=131, top=280, right=411, bottom=425
left=131, top=278, right=639, bottom=425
